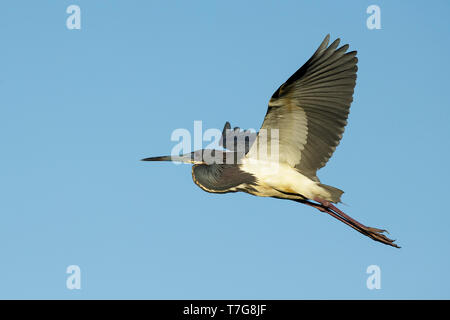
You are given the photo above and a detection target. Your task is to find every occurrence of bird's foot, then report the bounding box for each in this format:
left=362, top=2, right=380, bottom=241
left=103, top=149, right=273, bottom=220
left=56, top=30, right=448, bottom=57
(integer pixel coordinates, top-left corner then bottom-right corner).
left=365, top=227, right=388, bottom=234
left=312, top=197, right=400, bottom=248
left=361, top=226, right=400, bottom=248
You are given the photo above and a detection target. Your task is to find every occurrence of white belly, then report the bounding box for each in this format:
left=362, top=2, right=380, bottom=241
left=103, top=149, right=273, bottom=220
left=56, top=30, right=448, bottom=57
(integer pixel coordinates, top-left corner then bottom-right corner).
left=240, top=158, right=330, bottom=200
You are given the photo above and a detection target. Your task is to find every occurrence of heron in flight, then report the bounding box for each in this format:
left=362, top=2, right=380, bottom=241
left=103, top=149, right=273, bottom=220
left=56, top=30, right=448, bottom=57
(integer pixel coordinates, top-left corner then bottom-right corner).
left=142, top=35, right=399, bottom=248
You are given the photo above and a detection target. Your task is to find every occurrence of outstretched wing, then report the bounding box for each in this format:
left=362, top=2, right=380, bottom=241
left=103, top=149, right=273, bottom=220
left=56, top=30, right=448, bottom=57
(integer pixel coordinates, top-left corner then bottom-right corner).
left=247, top=34, right=358, bottom=180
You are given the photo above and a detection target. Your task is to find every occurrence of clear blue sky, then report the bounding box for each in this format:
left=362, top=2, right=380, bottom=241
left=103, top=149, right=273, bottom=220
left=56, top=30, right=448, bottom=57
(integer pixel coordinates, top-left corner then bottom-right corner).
left=1, top=1, right=449, bottom=299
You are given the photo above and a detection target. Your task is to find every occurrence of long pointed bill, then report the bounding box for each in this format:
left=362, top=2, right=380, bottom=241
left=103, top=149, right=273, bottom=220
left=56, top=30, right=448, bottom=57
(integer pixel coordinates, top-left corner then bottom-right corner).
left=141, top=150, right=207, bottom=164
left=141, top=155, right=176, bottom=162
left=141, top=154, right=192, bottom=163
left=141, top=149, right=226, bottom=164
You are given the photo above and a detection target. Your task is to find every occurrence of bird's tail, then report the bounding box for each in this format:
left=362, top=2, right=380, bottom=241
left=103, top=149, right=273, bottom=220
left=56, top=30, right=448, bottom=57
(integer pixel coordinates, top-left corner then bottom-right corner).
left=319, top=184, right=344, bottom=203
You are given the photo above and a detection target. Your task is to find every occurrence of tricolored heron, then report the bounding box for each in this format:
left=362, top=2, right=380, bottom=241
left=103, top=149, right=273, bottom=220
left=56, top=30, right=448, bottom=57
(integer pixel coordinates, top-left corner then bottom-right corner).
left=142, top=35, right=399, bottom=248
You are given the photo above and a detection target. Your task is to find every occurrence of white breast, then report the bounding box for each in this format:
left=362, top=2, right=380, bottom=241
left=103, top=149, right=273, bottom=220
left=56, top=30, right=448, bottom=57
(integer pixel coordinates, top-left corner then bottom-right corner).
left=240, top=158, right=330, bottom=200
